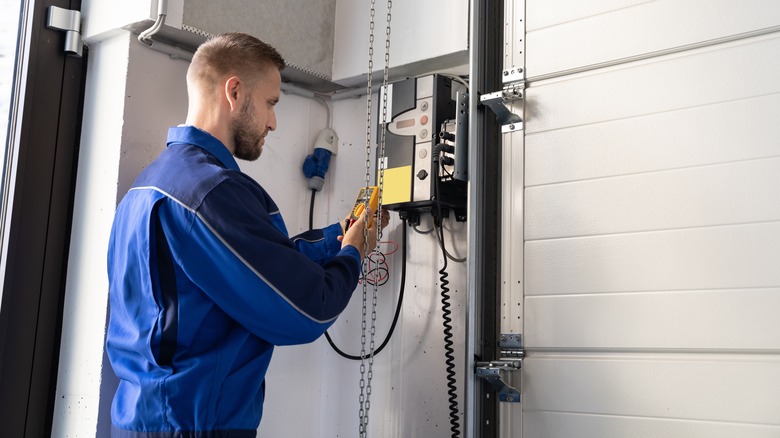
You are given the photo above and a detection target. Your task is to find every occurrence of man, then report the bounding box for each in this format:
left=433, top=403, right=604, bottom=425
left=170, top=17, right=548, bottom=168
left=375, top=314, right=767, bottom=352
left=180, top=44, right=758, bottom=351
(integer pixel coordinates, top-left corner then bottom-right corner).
left=106, top=33, right=381, bottom=437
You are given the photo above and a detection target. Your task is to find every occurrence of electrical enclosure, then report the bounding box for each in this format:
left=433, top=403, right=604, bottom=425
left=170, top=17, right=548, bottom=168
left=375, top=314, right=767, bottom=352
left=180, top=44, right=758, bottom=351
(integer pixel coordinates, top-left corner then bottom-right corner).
left=378, top=75, right=468, bottom=222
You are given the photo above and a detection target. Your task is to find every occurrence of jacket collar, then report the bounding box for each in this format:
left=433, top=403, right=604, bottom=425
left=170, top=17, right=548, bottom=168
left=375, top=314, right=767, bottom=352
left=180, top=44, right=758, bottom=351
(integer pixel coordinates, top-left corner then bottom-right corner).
left=167, top=125, right=240, bottom=171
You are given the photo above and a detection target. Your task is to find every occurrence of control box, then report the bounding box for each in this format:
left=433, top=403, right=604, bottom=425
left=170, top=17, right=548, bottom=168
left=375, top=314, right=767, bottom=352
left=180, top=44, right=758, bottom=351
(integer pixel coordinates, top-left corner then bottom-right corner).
left=377, top=75, right=468, bottom=222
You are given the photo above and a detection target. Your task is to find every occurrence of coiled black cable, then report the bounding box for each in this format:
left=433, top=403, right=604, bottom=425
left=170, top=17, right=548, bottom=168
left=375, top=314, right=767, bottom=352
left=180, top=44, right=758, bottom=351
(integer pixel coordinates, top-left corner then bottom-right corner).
left=433, top=143, right=461, bottom=437
left=438, top=227, right=459, bottom=437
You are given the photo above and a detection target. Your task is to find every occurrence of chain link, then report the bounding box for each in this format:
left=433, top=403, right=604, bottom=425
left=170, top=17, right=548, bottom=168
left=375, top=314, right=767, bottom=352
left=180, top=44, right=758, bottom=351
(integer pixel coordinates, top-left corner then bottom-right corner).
left=364, top=2, right=392, bottom=427
left=359, top=1, right=392, bottom=437
left=358, top=0, right=376, bottom=436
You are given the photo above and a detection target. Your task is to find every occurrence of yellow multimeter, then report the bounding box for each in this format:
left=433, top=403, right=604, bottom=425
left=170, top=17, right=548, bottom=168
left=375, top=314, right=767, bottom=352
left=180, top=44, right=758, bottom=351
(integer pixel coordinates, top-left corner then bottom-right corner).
left=345, top=186, right=379, bottom=230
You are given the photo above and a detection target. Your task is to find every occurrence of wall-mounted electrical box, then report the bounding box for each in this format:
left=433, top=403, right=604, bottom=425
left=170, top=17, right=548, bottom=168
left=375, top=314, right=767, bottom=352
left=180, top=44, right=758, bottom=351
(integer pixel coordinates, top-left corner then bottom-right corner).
left=378, top=75, right=468, bottom=223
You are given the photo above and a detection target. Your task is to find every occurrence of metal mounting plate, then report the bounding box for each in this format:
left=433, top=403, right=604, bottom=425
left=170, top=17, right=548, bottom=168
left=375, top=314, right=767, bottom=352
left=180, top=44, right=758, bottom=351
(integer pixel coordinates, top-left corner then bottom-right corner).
left=475, top=360, right=522, bottom=403
left=480, top=91, right=523, bottom=133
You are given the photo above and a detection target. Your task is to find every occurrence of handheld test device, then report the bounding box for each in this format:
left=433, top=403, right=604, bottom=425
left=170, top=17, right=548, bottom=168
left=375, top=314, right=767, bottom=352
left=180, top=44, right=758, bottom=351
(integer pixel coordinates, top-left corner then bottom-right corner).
left=345, top=186, right=379, bottom=230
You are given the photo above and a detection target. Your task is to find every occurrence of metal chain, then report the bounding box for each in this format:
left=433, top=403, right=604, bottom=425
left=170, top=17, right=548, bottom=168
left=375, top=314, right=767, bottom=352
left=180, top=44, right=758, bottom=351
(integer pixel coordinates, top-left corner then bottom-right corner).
left=359, top=1, right=392, bottom=437
left=358, top=0, right=377, bottom=436
left=364, top=0, right=392, bottom=431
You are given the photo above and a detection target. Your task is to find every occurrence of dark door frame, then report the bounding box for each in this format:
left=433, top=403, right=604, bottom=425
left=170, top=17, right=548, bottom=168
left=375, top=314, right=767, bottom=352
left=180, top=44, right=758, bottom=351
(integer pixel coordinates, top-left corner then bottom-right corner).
left=0, top=0, right=86, bottom=435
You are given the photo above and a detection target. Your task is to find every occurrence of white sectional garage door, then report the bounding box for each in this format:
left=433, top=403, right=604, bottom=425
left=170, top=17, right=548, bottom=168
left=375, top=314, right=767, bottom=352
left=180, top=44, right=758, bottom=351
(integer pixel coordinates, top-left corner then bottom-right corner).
left=516, top=1, right=780, bottom=436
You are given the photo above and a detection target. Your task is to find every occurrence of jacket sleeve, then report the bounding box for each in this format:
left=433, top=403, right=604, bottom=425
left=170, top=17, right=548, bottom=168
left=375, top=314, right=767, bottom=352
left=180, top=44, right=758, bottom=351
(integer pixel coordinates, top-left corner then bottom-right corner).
left=160, top=178, right=361, bottom=346
left=291, top=223, right=346, bottom=266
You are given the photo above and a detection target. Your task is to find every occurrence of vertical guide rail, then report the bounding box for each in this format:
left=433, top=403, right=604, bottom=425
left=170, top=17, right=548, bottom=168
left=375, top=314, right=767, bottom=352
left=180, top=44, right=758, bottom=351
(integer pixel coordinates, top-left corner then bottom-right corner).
left=498, top=0, right=526, bottom=435
left=466, top=0, right=504, bottom=436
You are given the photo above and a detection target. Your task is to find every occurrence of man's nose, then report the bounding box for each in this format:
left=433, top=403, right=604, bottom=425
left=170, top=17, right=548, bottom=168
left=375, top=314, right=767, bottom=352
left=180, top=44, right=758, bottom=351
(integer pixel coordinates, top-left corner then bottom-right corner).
left=267, top=109, right=277, bottom=131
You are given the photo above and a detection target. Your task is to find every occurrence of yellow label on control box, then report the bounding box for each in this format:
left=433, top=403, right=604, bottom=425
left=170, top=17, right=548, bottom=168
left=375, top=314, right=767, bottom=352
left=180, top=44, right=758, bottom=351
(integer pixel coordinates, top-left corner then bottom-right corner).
left=380, top=165, right=412, bottom=206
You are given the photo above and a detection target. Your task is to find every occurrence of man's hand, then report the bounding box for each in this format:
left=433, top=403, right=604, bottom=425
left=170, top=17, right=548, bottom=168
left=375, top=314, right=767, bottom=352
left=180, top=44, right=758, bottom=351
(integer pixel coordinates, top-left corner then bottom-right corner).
left=338, top=207, right=391, bottom=259
left=339, top=208, right=390, bottom=258
left=340, top=207, right=390, bottom=234
left=377, top=207, right=390, bottom=231
left=339, top=208, right=377, bottom=259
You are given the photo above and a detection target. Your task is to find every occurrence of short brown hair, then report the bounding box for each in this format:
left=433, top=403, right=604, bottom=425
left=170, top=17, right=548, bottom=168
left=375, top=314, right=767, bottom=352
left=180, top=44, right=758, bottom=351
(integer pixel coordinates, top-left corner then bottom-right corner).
left=187, top=32, right=285, bottom=91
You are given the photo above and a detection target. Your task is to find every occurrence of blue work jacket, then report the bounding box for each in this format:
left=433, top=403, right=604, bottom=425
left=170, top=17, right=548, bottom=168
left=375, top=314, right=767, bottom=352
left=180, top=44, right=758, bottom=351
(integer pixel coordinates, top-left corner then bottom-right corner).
left=106, top=125, right=361, bottom=437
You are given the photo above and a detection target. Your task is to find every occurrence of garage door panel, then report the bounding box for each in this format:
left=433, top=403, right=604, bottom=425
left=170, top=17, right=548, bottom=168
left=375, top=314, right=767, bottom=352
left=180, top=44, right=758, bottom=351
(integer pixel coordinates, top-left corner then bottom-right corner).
left=519, top=2, right=780, bottom=436
left=525, top=33, right=780, bottom=134
left=526, top=0, right=650, bottom=32
left=523, top=354, right=780, bottom=425
left=525, top=222, right=780, bottom=296
left=525, top=289, right=780, bottom=350
left=525, top=157, right=780, bottom=240
left=526, top=0, right=780, bottom=77
left=523, top=411, right=780, bottom=438
left=526, top=93, right=780, bottom=187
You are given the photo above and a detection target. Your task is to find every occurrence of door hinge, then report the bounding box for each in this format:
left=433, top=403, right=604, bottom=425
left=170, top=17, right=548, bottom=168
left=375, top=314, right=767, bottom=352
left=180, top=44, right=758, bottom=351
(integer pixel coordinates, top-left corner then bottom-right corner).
left=475, top=333, right=524, bottom=403
left=47, top=6, right=83, bottom=57
left=499, top=332, right=524, bottom=358
left=480, top=84, right=524, bottom=133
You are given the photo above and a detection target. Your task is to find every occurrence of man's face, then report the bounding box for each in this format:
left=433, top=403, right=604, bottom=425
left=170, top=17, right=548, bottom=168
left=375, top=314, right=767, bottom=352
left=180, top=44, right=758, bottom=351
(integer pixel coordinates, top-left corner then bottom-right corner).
left=232, top=68, right=281, bottom=161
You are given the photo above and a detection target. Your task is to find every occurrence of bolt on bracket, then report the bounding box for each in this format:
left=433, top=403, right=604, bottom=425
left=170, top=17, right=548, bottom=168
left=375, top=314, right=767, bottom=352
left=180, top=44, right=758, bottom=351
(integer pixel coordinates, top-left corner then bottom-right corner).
left=475, top=359, right=522, bottom=403
left=480, top=88, right=523, bottom=133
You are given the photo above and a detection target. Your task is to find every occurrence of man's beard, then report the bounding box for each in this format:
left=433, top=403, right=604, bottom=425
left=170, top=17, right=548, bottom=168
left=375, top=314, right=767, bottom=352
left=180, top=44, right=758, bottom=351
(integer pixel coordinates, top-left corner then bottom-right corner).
left=232, top=97, right=264, bottom=161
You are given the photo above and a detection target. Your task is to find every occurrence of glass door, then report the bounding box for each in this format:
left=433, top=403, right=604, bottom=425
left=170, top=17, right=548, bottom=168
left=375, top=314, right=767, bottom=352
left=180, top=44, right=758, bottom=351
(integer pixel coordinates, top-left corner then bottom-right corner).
left=0, top=0, right=25, bottom=304
left=0, top=0, right=87, bottom=435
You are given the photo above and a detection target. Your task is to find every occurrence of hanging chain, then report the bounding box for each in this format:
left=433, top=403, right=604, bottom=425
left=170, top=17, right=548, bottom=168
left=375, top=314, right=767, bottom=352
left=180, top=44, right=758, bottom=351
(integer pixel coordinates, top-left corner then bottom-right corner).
left=365, top=0, right=392, bottom=430
left=359, top=1, right=392, bottom=437
left=357, top=0, right=376, bottom=436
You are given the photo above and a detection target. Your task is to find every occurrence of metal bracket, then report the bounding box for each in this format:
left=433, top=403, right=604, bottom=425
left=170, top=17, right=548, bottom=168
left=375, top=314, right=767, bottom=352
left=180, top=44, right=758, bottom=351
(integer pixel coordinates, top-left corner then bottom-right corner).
left=503, top=67, right=524, bottom=84
left=475, top=360, right=522, bottom=403
left=47, top=6, right=83, bottom=57
left=480, top=86, right=523, bottom=133
left=475, top=333, right=525, bottom=403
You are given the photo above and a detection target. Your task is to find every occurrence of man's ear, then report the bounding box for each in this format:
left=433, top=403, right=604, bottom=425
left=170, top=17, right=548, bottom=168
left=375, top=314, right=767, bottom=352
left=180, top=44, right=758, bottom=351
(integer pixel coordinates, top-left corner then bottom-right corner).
left=224, top=76, right=241, bottom=112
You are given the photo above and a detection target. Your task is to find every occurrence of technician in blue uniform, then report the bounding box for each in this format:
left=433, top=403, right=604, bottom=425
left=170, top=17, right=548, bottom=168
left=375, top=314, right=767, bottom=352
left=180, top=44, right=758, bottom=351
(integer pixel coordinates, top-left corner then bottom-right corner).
left=106, top=33, right=382, bottom=437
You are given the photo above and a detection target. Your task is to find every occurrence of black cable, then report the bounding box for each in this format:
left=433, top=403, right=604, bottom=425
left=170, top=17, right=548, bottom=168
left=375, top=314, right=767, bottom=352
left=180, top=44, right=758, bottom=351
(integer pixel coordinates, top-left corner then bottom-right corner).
left=413, top=217, right=465, bottom=262
left=307, top=186, right=408, bottom=359
left=361, top=250, right=390, bottom=286
left=435, top=221, right=467, bottom=263
left=433, top=144, right=461, bottom=437
left=412, top=223, right=435, bottom=235
left=324, top=219, right=407, bottom=360
left=308, top=189, right=316, bottom=231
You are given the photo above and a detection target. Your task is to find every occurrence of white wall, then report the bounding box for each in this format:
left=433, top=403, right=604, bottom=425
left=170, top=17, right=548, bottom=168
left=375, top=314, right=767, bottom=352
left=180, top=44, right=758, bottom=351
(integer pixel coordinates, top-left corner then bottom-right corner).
left=52, top=31, right=131, bottom=438
left=332, top=0, right=470, bottom=86
left=80, top=0, right=153, bottom=41
left=52, top=31, right=191, bottom=437
left=53, top=32, right=469, bottom=438
left=54, top=0, right=472, bottom=435
left=252, top=94, right=470, bottom=437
